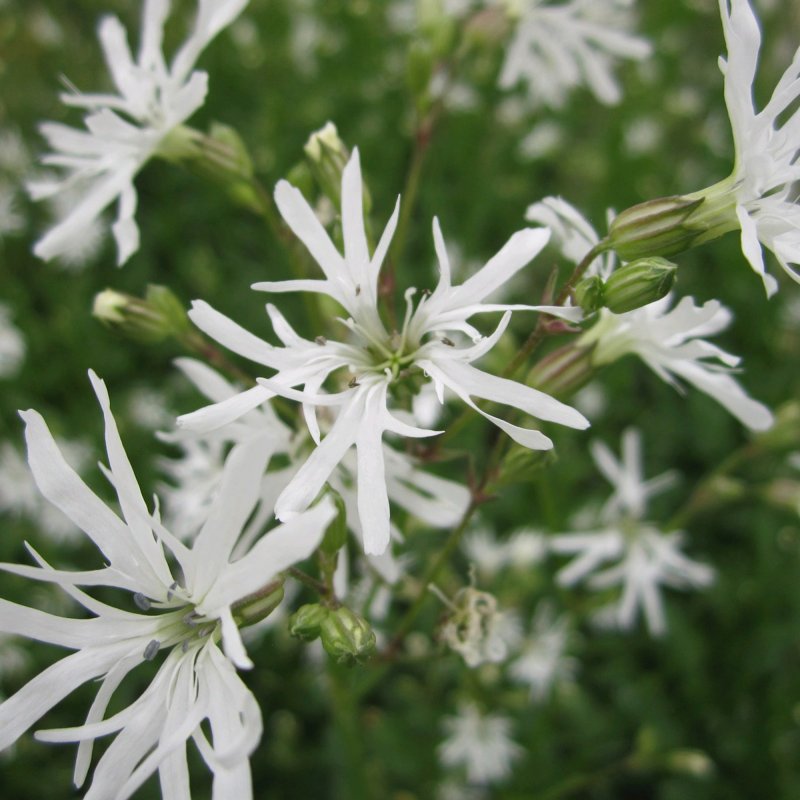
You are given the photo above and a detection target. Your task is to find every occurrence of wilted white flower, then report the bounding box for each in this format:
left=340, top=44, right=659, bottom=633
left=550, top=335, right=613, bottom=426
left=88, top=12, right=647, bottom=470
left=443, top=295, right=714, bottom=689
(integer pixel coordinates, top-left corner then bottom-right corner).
left=0, top=371, right=335, bottom=797
left=180, top=148, right=588, bottom=554
left=509, top=603, right=577, bottom=701
left=439, top=703, right=522, bottom=785
left=437, top=586, right=520, bottom=667
left=29, top=0, right=249, bottom=266
left=499, top=0, right=651, bottom=108
left=579, top=295, right=773, bottom=431
left=550, top=429, right=714, bottom=636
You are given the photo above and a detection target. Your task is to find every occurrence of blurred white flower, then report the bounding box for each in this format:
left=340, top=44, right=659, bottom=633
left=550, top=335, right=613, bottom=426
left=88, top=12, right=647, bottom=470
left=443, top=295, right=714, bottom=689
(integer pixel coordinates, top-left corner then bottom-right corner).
left=526, top=195, right=614, bottom=279
left=29, top=0, right=249, bottom=266
left=439, top=703, right=522, bottom=785
left=550, top=429, right=714, bottom=636
left=499, top=0, right=651, bottom=108
left=580, top=295, right=774, bottom=431
left=510, top=603, right=577, bottom=700
left=592, top=428, right=677, bottom=521
left=180, top=148, right=587, bottom=554
left=0, top=438, right=91, bottom=544
left=0, top=303, right=25, bottom=377
left=0, top=371, right=335, bottom=797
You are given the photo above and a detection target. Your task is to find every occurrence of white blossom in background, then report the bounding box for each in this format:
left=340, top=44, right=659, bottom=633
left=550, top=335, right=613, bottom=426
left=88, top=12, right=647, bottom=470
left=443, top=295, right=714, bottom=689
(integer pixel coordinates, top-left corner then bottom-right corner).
left=439, top=703, right=523, bottom=785
left=498, top=0, right=651, bottom=108
left=28, top=0, right=249, bottom=266
left=525, top=195, right=615, bottom=279
left=579, top=295, right=774, bottom=431
left=0, top=439, right=91, bottom=544
left=179, top=148, right=588, bottom=555
left=550, top=429, right=715, bottom=635
left=0, top=303, right=25, bottom=378
left=510, top=603, right=577, bottom=701
left=0, top=371, right=335, bottom=798
left=592, top=427, right=677, bottom=521
left=463, top=526, right=546, bottom=576
left=711, top=0, right=800, bottom=296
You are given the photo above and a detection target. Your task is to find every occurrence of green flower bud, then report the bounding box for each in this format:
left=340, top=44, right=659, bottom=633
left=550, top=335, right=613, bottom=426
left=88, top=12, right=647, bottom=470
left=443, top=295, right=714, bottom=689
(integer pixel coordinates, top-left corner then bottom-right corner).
left=603, top=257, right=677, bottom=313
left=607, top=177, right=741, bottom=262
left=756, top=400, right=800, bottom=451
left=574, top=275, right=605, bottom=314
left=319, top=606, right=376, bottom=665
left=665, top=749, right=714, bottom=778
left=304, top=122, right=360, bottom=213
left=527, top=342, right=596, bottom=399
left=416, top=0, right=457, bottom=57
left=288, top=603, right=330, bottom=642
left=93, top=285, right=190, bottom=344
left=233, top=581, right=285, bottom=627
left=492, top=444, right=557, bottom=488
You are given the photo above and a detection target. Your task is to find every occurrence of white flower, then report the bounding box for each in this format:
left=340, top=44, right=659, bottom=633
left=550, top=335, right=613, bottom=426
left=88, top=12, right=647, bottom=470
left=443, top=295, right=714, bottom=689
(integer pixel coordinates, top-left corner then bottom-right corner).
left=714, top=0, right=800, bottom=296
left=28, top=0, right=248, bottom=266
left=439, top=703, right=522, bottom=785
left=579, top=295, right=773, bottom=431
left=525, top=195, right=614, bottom=279
left=499, top=0, right=651, bottom=108
left=0, top=371, right=335, bottom=798
left=591, top=428, right=677, bottom=521
left=552, top=525, right=715, bottom=635
left=509, top=603, right=576, bottom=701
left=0, top=302, right=25, bottom=377
left=550, top=429, right=714, bottom=636
left=180, top=149, right=588, bottom=554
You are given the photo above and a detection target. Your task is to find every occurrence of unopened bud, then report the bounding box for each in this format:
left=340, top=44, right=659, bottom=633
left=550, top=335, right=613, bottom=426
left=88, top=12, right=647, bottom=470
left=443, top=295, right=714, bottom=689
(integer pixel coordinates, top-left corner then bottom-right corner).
left=603, top=257, right=676, bottom=313
left=233, top=581, right=285, bottom=627
left=607, top=176, right=740, bottom=262
left=574, top=275, right=605, bottom=314
left=756, top=400, right=800, bottom=450
left=416, top=0, right=457, bottom=56
left=665, top=749, right=714, bottom=778
left=304, top=122, right=358, bottom=213
left=319, top=606, right=376, bottom=665
left=158, top=123, right=260, bottom=211
left=288, top=603, right=330, bottom=642
left=527, top=343, right=596, bottom=398
left=93, top=285, right=189, bottom=343
left=493, top=445, right=557, bottom=488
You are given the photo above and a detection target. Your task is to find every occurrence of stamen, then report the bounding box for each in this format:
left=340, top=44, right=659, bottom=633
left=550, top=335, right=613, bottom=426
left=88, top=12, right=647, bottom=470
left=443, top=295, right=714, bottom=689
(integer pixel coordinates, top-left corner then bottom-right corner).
left=133, top=592, right=151, bottom=611
left=315, top=336, right=327, bottom=346
left=166, top=581, right=178, bottom=601
left=143, top=640, right=161, bottom=661
left=442, top=337, right=455, bottom=347
left=348, top=376, right=360, bottom=388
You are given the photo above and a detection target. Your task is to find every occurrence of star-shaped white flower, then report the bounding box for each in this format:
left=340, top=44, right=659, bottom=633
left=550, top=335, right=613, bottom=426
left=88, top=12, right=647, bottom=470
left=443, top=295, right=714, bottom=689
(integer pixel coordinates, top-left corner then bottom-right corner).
left=28, top=0, right=248, bottom=266
left=579, top=294, right=773, bottom=431
left=439, top=703, right=522, bottom=785
left=0, top=371, right=335, bottom=798
left=714, top=0, right=800, bottom=296
left=498, top=0, right=651, bottom=108
left=550, top=429, right=714, bottom=636
left=179, top=149, right=588, bottom=555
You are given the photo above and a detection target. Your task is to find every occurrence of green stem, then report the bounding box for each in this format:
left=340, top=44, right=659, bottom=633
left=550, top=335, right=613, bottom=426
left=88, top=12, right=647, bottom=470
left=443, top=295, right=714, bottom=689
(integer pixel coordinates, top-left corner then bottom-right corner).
left=327, top=662, right=374, bottom=800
